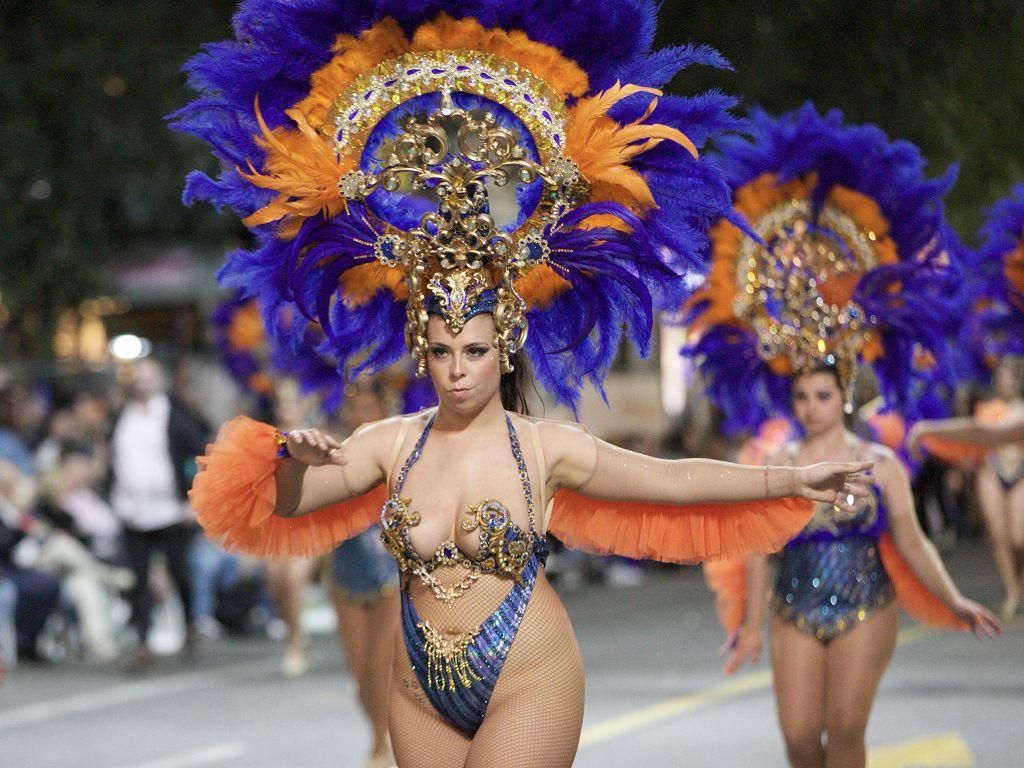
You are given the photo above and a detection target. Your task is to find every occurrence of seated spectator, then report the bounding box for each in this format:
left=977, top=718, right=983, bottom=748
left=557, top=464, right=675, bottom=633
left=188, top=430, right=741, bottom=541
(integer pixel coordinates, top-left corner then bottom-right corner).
left=34, top=408, right=82, bottom=475
left=189, top=533, right=265, bottom=638
left=38, top=442, right=122, bottom=561
left=0, top=460, right=133, bottom=663
left=0, top=575, right=17, bottom=679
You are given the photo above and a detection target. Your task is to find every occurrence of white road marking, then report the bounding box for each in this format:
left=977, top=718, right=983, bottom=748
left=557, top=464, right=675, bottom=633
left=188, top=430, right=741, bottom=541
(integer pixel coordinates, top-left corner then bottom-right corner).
left=0, top=658, right=272, bottom=730
left=115, top=742, right=248, bottom=768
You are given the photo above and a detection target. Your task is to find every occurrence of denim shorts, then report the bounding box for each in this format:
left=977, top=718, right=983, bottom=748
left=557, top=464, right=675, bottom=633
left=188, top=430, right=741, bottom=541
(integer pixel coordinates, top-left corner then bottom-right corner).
left=331, top=526, right=399, bottom=603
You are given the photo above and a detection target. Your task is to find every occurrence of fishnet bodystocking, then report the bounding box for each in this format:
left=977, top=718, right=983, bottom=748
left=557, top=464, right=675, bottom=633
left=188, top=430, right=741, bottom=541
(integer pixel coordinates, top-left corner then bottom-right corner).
left=389, top=572, right=584, bottom=767
left=386, top=416, right=583, bottom=766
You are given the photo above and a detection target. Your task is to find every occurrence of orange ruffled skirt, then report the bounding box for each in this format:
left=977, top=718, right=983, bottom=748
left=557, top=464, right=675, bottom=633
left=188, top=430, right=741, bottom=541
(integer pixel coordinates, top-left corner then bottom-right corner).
left=189, top=416, right=385, bottom=559
left=703, top=533, right=967, bottom=645
left=549, top=490, right=814, bottom=564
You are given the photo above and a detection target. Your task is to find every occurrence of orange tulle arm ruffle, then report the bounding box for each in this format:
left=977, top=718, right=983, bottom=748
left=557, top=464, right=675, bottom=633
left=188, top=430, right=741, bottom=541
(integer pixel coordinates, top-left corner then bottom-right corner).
left=920, top=435, right=990, bottom=466
left=547, top=490, right=814, bottom=564
left=189, top=416, right=386, bottom=559
left=879, top=533, right=968, bottom=631
left=703, top=560, right=747, bottom=637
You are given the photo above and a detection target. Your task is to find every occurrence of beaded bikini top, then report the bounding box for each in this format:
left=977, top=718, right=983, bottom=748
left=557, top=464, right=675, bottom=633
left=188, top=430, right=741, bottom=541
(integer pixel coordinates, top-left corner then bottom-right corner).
left=379, top=413, right=547, bottom=606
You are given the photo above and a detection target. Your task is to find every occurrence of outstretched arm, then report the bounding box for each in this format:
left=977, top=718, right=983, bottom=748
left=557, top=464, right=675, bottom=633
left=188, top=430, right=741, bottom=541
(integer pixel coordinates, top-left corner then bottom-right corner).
left=908, top=416, right=1024, bottom=455
left=877, top=449, right=1001, bottom=639
left=543, top=422, right=873, bottom=506
left=272, top=419, right=394, bottom=518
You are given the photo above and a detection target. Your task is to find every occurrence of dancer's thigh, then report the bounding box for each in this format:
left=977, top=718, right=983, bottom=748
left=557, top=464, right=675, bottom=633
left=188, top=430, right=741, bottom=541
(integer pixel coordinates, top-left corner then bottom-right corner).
left=823, top=602, right=897, bottom=725
left=1007, top=481, right=1024, bottom=549
left=977, top=466, right=1009, bottom=540
left=389, top=683, right=471, bottom=768
left=464, top=685, right=583, bottom=768
left=770, top=616, right=828, bottom=744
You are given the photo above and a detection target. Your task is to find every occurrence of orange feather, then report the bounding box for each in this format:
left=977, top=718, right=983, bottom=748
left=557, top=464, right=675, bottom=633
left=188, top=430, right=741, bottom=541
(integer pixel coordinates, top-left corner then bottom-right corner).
left=241, top=98, right=352, bottom=230
left=568, top=83, right=698, bottom=214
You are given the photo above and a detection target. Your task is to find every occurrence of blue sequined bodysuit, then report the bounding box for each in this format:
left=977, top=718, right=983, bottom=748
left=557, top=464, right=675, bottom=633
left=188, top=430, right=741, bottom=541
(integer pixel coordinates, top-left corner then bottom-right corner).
left=772, top=442, right=895, bottom=642
left=380, top=414, right=548, bottom=735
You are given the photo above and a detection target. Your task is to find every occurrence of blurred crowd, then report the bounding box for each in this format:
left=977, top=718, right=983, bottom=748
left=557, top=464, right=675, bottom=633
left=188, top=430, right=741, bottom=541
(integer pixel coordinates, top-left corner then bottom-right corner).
left=0, top=359, right=269, bottom=680
left=0, top=358, right=998, bottom=683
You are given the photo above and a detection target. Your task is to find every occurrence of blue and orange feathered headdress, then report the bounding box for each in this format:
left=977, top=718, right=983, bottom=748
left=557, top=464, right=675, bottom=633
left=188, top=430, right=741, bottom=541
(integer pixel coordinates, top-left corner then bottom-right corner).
left=210, top=294, right=276, bottom=403
left=211, top=292, right=350, bottom=411
left=212, top=291, right=437, bottom=415
left=170, top=0, right=742, bottom=408
left=684, top=104, right=963, bottom=434
left=960, top=184, right=1024, bottom=372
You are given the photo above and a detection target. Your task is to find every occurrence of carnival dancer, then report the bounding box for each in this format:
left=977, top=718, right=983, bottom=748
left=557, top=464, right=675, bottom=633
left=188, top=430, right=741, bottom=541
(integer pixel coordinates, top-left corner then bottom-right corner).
left=909, top=369, right=1024, bottom=619
left=687, top=105, right=1001, bottom=768
left=174, top=4, right=876, bottom=764
left=909, top=185, right=1024, bottom=620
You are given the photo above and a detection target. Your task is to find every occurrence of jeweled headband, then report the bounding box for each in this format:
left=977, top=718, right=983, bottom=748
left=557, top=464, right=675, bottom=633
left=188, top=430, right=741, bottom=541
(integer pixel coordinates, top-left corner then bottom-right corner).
left=684, top=104, right=964, bottom=434
left=172, top=1, right=742, bottom=408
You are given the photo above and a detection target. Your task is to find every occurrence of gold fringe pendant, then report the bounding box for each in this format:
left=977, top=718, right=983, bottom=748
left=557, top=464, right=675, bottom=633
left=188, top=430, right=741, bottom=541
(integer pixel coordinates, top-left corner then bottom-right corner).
left=418, top=621, right=482, bottom=691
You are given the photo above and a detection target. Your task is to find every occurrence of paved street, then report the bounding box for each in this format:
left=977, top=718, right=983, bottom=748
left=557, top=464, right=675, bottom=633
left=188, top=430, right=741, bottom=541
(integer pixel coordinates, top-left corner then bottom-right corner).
left=5, top=540, right=1022, bottom=768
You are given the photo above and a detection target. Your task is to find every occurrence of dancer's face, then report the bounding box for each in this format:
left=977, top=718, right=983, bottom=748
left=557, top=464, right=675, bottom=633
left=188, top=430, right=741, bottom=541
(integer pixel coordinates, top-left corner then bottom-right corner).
left=341, top=389, right=387, bottom=432
left=792, top=371, right=845, bottom=437
left=426, top=314, right=501, bottom=414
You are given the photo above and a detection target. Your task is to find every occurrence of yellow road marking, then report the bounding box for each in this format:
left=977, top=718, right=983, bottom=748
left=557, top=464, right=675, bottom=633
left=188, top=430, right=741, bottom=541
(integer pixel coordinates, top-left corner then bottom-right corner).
left=578, top=670, right=772, bottom=748
left=867, top=731, right=973, bottom=768
left=579, top=626, right=935, bottom=749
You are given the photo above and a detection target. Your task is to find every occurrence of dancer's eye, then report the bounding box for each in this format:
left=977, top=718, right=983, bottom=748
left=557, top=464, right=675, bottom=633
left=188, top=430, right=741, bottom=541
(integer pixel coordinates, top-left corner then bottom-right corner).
left=428, top=346, right=449, bottom=359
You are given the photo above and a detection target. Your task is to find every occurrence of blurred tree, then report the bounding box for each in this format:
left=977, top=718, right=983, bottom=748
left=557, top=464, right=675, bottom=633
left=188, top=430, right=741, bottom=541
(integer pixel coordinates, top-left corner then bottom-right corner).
left=0, top=0, right=238, bottom=356
left=661, top=0, right=1024, bottom=238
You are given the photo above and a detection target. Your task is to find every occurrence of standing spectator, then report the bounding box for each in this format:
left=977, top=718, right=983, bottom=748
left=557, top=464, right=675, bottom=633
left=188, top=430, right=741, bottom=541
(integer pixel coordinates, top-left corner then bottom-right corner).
left=0, top=384, right=37, bottom=477
left=110, top=358, right=208, bottom=672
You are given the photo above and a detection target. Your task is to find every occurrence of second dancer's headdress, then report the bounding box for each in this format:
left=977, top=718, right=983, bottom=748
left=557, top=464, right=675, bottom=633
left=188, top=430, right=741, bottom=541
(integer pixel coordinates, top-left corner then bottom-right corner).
left=172, top=0, right=741, bottom=408
left=960, top=184, right=1024, bottom=373
left=685, top=104, right=963, bottom=433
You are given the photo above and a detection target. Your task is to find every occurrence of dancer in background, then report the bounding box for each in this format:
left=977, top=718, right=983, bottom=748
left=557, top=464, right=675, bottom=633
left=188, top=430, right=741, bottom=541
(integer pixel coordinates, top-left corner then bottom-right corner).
left=264, top=379, right=318, bottom=677
left=911, top=185, right=1024, bottom=620
left=910, top=377, right=1024, bottom=622
left=687, top=105, right=1001, bottom=768
left=176, top=3, right=876, bottom=763
left=325, top=378, right=429, bottom=768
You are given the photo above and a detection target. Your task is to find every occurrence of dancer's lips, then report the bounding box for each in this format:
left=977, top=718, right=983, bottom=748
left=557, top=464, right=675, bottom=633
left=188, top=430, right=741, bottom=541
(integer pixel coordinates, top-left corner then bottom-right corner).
left=448, top=386, right=473, bottom=398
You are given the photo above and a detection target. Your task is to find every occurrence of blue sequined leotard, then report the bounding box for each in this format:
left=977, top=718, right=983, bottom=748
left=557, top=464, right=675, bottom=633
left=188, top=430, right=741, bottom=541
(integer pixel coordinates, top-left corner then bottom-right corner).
left=772, top=441, right=895, bottom=642
left=380, top=414, right=548, bottom=735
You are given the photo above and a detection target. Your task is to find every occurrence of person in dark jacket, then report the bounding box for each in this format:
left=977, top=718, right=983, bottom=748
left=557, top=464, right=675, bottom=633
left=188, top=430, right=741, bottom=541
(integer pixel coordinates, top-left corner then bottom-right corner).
left=110, top=358, right=208, bottom=672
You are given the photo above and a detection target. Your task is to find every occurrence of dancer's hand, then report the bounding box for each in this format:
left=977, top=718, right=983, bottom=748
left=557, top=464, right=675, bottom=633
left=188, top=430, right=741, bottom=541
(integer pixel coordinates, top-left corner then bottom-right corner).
left=798, top=462, right=874, bottom=511
left=721, top=626, right=762, bottom=675
left=952, top=596, right=1003, bottom=639
left=284, top=428, right=348, bottom=467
